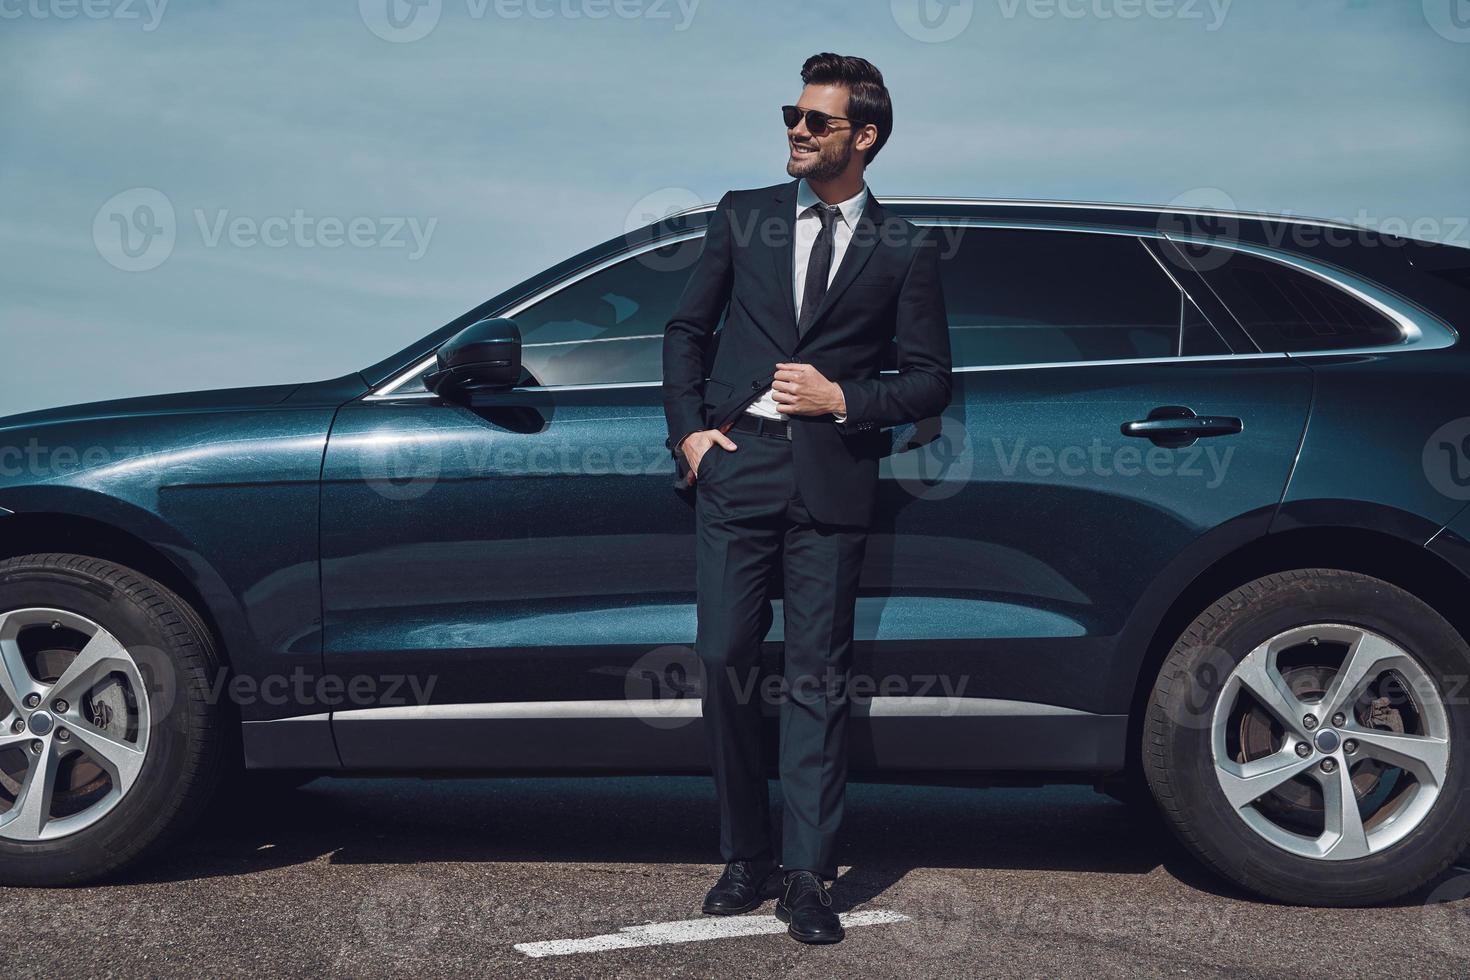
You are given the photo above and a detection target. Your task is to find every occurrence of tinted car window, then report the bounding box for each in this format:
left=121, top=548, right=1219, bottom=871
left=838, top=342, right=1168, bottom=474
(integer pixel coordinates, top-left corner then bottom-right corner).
left=515, top=243, right=701, bottom=386
left=399, top=243, right=694, bottom=391
left=937, top=229, right=1219, bottom=366
left=1188, top=248, right=1402, bottom=352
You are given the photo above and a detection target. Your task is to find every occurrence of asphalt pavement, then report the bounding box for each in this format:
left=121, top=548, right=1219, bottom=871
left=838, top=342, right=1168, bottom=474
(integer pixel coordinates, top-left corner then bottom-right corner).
left=3, top=776, right=1469, bottom=978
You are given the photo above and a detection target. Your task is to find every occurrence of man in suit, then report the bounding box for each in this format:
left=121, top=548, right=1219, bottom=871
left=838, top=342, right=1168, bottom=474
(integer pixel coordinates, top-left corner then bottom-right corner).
left=662, top=52, right=952, bottom=945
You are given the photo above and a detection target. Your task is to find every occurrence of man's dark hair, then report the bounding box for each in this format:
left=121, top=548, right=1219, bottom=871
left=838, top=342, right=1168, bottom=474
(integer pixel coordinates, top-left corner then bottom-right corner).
left=799, top=52, right=892, bottom=166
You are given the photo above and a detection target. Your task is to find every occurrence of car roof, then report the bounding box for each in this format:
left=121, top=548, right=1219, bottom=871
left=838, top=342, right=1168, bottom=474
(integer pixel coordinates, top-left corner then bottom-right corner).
left=361, top=196, right=1469, bottom=386
left=663, top=196, right=1395, bottom=240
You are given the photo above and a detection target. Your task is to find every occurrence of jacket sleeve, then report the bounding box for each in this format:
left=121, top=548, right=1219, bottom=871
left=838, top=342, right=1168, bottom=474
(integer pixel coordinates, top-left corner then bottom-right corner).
left=835, top=229, right=952, bottom=431
left=662, top=190, right=735, bottom=457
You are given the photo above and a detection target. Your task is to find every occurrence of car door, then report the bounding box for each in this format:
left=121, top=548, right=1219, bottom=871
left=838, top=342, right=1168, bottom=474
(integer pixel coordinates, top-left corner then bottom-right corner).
left=319, top=240, right=715, bottom=769
left=851, top=225, right=1314, bottom=774
left=318, top=218, right=1315, bottom=778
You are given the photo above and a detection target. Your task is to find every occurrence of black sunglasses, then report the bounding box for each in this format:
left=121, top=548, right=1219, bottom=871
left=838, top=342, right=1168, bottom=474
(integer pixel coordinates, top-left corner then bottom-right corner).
left=781, top=105, right=854, bottom=136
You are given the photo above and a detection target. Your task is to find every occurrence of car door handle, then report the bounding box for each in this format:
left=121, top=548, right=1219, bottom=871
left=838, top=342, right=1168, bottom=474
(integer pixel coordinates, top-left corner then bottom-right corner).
left=1121, top=407, right=1243, bottom=448
left=1122, top=417, right=1243, bottom=438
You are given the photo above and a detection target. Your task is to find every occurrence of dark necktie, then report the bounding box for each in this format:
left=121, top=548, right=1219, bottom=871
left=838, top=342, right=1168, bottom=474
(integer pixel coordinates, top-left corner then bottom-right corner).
left=796, top=203, right=841, bottom=338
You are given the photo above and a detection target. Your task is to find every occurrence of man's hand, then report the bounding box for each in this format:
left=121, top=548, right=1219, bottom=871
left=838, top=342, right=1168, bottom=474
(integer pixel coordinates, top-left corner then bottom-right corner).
left=679, top=428, right=738, bottom=485
left=772, top=363, right=846, bottom=417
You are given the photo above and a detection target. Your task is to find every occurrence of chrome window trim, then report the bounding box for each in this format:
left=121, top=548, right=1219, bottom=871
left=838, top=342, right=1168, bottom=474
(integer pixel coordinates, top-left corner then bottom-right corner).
left=1137, top=236, right=1198, bottom=357
left=330, top=696, right=1099, bottom=722
left=369, top=230, right=702, bottom=399
left=370, top=363, right=430, bottom=399
left=953, top=350, right=1288, bottom=373
left=929, top=217, right=1167, bottom=237
left=365, top=220, right=1455, bottom=401
left=1161, top=234, right=1456, bottom=358
left=899, top=198, right=1360, bottom=232
left=664, top=196, right=1398, bottom=239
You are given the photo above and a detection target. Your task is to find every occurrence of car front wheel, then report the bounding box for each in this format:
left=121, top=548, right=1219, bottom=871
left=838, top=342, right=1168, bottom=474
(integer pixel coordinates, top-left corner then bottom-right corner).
left=0, top=554, right=225, bottom=886
left=1145, top=568, right=1470, bottom=905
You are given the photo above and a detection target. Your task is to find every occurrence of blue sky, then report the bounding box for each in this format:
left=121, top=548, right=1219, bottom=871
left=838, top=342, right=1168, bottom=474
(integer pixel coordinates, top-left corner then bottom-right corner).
left=1, top=0, right=1467, bottom=415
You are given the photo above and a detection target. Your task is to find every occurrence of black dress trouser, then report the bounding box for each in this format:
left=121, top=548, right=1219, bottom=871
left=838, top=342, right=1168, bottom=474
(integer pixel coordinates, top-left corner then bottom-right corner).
left=694, top=427, right=868, bottom=881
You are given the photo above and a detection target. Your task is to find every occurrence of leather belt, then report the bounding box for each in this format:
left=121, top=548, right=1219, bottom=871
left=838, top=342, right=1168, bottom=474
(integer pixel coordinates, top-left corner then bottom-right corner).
left=727, top=413, right=792, bottom=440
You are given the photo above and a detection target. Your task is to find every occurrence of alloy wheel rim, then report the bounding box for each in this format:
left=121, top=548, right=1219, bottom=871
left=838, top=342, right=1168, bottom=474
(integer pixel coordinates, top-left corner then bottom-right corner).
left=0, top=608, right=151, bottom=841
left=1211, top=623, right=1450, bottom=861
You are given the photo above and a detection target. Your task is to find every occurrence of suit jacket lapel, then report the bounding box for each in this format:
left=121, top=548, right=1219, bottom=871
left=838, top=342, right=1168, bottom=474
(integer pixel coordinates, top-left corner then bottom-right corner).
left=767, top=179, right=800, bottom=339
left=793, top=191, right=885, bottom=352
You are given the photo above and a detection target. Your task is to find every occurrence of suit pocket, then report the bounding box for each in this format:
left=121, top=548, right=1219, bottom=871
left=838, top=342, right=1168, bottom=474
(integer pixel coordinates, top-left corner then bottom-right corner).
left=696, top=445, right=723, bottom=480
left=702, top=378, right=733, bottom=409
left=702, top=379, right=735, bottom=427
left=850, top=274, right=896, bottom=290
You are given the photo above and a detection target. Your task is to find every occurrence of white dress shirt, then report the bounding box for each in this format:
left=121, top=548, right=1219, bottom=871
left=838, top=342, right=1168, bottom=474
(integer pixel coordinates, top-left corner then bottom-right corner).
left=744, top=178, right=868, bottom=423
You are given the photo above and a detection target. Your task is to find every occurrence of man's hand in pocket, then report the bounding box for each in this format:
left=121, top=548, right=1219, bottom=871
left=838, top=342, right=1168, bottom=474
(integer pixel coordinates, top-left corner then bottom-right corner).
left=679, top=428, right=738, bottom=485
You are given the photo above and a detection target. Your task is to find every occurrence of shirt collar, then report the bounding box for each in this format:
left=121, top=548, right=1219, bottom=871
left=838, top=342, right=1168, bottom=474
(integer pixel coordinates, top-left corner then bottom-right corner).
left=795, top=177, right=868, bottom=228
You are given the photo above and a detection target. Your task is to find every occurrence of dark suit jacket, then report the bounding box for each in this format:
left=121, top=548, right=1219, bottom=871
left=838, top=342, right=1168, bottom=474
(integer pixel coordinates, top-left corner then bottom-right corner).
left=662, top=178, right=952, bottom=527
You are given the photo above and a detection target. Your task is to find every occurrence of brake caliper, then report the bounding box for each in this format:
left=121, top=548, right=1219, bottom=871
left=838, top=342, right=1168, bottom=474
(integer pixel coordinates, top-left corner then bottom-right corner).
left=1369, top=695, right=1405, bottom=734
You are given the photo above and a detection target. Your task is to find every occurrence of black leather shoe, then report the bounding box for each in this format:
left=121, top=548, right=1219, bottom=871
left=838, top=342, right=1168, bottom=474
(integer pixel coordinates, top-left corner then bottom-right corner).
left=774, top=870, right=844, bottom=944
left=702, top=858, right=779, bottom=915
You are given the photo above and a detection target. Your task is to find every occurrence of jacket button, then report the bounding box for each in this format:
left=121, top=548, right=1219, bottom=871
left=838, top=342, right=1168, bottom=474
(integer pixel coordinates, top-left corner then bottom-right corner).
left=751, top=381, right=762, bottom=389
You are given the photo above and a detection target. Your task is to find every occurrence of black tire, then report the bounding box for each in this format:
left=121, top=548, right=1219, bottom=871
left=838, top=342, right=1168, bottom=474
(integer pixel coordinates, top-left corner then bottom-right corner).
left=0, top=554, right=226, bottom=886
left=1145, top=568, right=1470, bottom=906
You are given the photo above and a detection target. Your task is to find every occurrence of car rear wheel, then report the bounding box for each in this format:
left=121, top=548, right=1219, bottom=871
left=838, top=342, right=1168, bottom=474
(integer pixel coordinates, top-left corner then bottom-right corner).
left=0, top=554, right=225, bottom=886
left=1145, top=568, right=1470, bottom=905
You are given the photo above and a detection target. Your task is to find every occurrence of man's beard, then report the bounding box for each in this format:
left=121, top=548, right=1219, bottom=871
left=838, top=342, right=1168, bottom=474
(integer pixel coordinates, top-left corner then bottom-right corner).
left=787, top=133, right=854, bottom=182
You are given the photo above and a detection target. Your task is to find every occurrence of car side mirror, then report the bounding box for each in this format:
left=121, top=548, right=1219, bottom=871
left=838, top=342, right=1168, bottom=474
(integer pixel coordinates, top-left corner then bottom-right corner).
left=425, top=318, right=522, bottom=401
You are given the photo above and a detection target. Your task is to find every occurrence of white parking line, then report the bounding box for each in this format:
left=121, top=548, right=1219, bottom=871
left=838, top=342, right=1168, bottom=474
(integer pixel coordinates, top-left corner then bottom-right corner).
left=514, top=910, right=911, bottom=957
